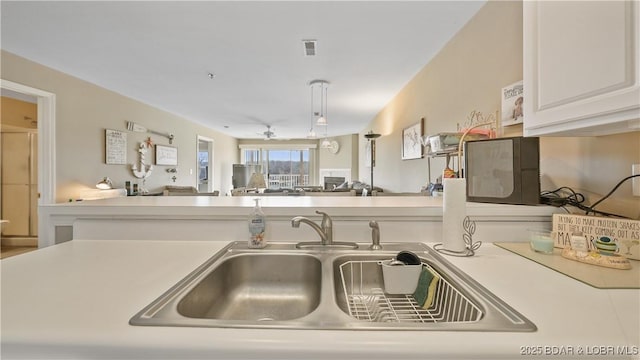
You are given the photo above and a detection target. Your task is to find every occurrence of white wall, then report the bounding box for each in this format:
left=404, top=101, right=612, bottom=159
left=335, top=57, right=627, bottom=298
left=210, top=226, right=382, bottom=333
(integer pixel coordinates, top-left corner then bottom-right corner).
left=2, top=51, right=239, bottom=201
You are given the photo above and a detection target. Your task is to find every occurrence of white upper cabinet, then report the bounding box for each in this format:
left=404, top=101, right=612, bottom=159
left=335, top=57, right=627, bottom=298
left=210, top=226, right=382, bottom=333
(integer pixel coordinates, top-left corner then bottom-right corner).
left=523, top=1, right=640, bottom=136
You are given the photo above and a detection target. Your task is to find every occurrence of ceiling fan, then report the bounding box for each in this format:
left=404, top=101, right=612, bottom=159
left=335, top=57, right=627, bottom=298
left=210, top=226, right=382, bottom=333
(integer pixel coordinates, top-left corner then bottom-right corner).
left=259, top=125, right=277, bottom=140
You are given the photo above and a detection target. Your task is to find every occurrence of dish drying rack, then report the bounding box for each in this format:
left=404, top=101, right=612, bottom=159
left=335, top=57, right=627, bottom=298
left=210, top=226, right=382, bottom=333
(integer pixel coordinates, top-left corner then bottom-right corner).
left=339, top=260, right=482, bottom=323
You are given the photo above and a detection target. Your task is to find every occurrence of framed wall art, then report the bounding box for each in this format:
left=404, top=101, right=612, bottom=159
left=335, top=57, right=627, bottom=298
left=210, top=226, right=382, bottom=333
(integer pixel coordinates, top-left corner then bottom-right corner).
left=155, top=144, right=178, bottom=166
left=105, top=129, right=127, bottom=164
left=401, top=118, right=424, bottom=160
left=501, top=80, right=524, bottom=126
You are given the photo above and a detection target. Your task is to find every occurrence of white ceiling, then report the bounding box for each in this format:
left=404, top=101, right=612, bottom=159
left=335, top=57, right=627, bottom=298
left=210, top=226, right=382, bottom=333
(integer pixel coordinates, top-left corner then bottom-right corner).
left=1, top=1, right=485, bottom=140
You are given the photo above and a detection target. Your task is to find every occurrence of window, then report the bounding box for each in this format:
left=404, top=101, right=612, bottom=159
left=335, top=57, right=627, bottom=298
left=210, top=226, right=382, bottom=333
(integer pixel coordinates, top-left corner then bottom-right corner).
left=240, top=145, right=316, bottom=189
left=197, top=136, right=214, bottom=193
left=198, top=151, right=208, bottom=181
left=266, top=149, right=309, bottom=188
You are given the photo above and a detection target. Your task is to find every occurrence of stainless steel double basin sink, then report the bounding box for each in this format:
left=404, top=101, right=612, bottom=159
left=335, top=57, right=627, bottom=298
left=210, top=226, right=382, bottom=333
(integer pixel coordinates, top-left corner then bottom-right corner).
left=130, top=242, right=536, bottom=331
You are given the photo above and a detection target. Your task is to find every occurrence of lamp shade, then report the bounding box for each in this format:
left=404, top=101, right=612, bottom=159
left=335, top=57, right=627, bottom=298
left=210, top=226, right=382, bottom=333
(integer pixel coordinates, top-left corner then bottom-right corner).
left=96, top=177, right=113, bottom=190
left=307, top=129, right=317, bottom=138
left=247, top=172, right=266, bottom=189
left=316, top=116, right=327, bottom=126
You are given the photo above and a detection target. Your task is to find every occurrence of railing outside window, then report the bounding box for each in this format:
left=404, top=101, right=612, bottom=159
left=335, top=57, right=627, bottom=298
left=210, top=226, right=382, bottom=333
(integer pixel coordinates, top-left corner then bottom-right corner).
left=242, top=148, right=311, bottom=189
left=268, top=174, right=309, bottom=189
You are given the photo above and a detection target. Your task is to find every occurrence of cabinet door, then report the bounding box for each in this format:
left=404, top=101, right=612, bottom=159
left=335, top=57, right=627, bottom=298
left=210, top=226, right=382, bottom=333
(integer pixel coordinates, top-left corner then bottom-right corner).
left=524, top=1, right=640, bottom=136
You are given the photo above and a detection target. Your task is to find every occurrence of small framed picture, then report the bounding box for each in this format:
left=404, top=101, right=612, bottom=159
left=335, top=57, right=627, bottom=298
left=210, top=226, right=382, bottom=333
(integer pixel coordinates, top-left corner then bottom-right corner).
left=401, top=118, right=424, bottom=160
left=501, top=80, right=524, bottom=126
left=155, top=144, right=178, bottom=166
left=105, top=129, right=127, bottom=164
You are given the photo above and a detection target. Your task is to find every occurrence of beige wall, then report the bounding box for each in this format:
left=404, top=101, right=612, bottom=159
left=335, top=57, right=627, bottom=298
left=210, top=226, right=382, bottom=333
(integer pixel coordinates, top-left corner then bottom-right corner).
left=540, top=133, right=640, bottom=219
left=360, top=1, right=640, bottom=219
left=318, top=134, right=359, bottom=181
left=2, top=51, right=239, bottom=201
left=360, top=1, right=524, bottom=193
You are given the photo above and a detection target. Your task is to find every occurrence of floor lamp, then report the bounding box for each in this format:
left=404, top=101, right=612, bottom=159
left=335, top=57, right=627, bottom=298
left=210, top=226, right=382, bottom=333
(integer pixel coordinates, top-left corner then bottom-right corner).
left=364, top=131, right=381, bottom=191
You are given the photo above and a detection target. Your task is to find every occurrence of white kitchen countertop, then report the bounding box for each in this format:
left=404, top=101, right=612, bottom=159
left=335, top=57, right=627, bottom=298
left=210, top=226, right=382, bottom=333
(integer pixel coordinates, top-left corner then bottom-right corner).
left=41, top=195, right=560, bottom=218
left=2, top=239, right=638, bottom=359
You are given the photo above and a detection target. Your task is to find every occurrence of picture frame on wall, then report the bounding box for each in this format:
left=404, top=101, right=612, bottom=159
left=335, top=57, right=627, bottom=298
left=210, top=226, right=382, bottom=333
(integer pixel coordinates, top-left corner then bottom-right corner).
left=155, top=144, right=178, bottom=166
left=105, top=129, right=127, bottom=165
left=401, top=118, right=424, bottom=160
left=501, top=80, right=524, bottom=126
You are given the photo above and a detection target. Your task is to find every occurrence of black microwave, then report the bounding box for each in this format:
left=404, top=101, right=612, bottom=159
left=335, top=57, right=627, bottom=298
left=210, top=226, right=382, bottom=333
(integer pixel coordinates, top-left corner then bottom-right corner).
left=464, top=136, right=540, bottom=205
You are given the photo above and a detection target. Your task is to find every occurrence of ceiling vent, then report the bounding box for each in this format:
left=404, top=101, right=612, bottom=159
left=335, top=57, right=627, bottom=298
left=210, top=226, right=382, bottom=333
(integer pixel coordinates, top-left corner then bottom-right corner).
left=303, top=40, right=317, bottom=56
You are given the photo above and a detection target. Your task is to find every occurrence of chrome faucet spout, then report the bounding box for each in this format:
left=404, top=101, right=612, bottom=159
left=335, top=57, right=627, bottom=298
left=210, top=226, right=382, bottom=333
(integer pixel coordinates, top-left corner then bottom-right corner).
left=291, top=211, right=334, bottom=246
left=291, top=217, right=329, bottom=244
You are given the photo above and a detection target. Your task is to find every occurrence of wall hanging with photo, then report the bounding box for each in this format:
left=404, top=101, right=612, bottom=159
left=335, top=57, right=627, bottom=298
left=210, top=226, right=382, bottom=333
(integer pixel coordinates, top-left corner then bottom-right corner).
left=501, top=80, right=524, bottom=126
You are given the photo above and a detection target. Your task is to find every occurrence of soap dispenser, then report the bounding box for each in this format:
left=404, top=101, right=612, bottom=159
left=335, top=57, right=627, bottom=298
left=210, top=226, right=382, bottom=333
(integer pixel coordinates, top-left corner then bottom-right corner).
left=248, top=198, right=267, bottom=248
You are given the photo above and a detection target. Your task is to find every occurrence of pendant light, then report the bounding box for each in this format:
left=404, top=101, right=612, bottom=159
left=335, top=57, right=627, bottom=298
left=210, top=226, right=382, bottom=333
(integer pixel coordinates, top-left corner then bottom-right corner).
left=316, top=81, right=327, bottom=126
left=320, top=83, right=331, bottom=148
left=307, top=81, right=317, bottom=138
left=307, top=128, right=317, bottom=139
left=309, top=80, right=329, bottom=126
left=320, top=137, right=332, bottom=148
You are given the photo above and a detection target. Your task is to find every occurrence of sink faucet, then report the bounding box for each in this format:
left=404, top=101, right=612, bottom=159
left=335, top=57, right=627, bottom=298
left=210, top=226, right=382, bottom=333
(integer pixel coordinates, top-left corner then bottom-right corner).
left=292, top=210, right=333, bottom=245
left=292, top=211, right=358, bottom=249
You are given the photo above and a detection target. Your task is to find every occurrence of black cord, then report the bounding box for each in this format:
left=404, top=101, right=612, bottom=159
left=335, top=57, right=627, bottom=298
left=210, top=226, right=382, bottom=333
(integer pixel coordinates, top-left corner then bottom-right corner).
left=540, top=186, right=585, bottom=207
left=540, top=174, right=639, bottom=219
left=587, top=174, right=640, bottom=216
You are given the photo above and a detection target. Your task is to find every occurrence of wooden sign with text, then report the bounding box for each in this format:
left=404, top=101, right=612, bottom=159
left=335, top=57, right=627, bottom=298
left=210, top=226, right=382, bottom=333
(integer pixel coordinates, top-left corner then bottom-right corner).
left=552, top=214, right=640, bottom=260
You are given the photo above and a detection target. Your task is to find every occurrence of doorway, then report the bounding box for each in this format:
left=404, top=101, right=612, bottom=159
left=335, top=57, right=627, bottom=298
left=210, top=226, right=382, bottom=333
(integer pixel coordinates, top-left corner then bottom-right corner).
left=1, top=94, right=37, bottom=257
left=197, top=136, right=214, bottom=193
left=1, top=79, right=56, bottom=251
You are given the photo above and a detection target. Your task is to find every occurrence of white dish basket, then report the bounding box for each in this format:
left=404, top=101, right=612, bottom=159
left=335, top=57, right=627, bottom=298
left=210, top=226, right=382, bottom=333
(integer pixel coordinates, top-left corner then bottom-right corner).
left=380, top=260, right=422, bottom=294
